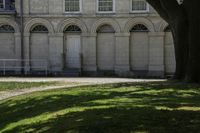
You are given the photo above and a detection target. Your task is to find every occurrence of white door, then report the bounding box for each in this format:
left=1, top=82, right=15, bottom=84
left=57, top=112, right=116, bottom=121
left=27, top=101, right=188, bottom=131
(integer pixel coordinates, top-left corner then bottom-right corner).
left=31, top=33, right=49, bottom=70
left=0, top=33, right=15, bottom=69
left=97, top=33, right=115, bottom=70
left=65, top=35, right=81, bottom=69
left=130, top=32, right=149, bottom=71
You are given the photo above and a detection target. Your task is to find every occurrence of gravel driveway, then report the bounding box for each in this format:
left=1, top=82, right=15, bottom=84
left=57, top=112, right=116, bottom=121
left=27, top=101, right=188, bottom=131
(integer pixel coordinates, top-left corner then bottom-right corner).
left=0, top=77, right=166, bottom=83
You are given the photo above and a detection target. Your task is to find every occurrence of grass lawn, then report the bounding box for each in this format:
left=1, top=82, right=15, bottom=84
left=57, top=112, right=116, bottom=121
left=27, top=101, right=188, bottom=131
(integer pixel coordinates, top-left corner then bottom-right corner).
left=0, top=81, right=72, bottom=92
left=0, top=82, right=200, bottom=133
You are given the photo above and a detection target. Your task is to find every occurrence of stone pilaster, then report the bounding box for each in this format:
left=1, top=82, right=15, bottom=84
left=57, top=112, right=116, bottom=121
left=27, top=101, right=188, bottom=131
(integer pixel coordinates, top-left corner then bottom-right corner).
left=114, top=33, right=130, bottom=76
left=24, top=0, right=30, bottom=15
left=14, top=33, right=21, bottom=71
left=148, top=32, right=165, bottom=77
left=24, top=33, right=30, bottom=73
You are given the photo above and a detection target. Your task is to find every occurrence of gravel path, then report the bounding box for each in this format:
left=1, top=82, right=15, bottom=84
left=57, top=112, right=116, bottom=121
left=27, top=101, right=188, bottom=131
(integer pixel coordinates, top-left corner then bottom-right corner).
left=0, top=77, right=166, bottom=83
left=0, top=77, right=166, bottom=100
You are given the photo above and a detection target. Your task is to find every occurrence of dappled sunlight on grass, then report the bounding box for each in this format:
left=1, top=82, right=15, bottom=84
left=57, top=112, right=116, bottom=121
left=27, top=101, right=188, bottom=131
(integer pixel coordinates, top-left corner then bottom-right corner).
left=0, top=81, right=200, bottom=133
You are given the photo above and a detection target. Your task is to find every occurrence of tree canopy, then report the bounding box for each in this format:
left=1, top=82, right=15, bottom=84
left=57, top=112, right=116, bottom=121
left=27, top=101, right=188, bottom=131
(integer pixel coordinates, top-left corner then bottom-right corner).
left=147, top=0, right=200, bottom=83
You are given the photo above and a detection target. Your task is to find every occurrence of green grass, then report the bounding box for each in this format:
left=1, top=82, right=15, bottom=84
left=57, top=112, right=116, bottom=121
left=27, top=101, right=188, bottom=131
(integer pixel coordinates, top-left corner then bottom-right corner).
left=0, top=82, right=59, bottom=92
left=0, top=82, right=200, bottom=133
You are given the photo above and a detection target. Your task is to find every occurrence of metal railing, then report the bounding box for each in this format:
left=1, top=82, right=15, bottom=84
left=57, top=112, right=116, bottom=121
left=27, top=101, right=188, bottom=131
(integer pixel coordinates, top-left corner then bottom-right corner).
left=0, top=59, right=48, bottom=76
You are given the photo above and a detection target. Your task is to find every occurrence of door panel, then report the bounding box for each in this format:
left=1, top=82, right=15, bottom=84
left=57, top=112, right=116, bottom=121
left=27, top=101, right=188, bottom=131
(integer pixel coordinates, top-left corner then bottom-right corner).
left=97, top=33, right=115, bottom=70
left=130, top=32, right=148, bottom=70
left=0, top=33, right=15, bottom=68
left=65, top=35, right=81, bottom=69
left=31, top=33, right=48, bottom=70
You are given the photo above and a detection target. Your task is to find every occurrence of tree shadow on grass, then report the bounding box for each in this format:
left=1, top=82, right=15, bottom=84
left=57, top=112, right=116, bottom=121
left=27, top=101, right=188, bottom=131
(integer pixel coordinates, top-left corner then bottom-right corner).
left=0, top=82, right=200, bottom=133
left=3, top=107, right=200, bottom=133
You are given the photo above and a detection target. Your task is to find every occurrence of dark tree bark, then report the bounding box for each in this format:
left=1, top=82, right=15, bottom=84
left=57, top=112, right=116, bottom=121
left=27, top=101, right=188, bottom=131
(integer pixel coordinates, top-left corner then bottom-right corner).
left=183, top=0, right=200, bottom=82
left=147, top=0, right=200, bottom=83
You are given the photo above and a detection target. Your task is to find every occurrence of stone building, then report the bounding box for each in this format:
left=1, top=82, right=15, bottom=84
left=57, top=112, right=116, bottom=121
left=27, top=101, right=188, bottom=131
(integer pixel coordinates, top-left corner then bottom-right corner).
left=0, top=0, right=175, bottom=77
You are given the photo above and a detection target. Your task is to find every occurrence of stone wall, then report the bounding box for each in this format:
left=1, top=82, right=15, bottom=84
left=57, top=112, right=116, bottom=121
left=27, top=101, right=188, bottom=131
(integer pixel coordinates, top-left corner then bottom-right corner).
left=0, top=0, right=175, bottom=77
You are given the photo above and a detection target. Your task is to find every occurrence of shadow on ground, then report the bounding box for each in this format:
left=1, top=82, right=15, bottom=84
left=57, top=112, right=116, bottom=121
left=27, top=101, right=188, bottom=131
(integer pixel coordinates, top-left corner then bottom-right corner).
left=0, top=82, right=200, bottom=133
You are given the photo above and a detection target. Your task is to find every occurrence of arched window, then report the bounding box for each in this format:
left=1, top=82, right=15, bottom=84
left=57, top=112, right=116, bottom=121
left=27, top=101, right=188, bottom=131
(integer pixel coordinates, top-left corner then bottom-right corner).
left=31, top=25, right=48, bottom=33
left=97, top=25, right=115, bottom=33
left=64, top=25, right=81, bottom=33
left=130, top=24, right=149, bottom=32
left=164, top=26, right=171, bottom=32
left=0, top=25, right=15, bottom=33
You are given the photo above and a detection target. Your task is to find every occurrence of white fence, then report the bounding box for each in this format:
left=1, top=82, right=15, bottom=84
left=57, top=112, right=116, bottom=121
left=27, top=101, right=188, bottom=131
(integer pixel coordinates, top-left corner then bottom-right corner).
left=0, top=59, right=48, bottom=75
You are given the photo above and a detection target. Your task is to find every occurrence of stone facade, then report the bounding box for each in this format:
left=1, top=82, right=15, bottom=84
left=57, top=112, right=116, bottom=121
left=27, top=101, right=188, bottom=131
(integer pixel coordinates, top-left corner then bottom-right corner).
left=0, top=0, right=176, bottom=77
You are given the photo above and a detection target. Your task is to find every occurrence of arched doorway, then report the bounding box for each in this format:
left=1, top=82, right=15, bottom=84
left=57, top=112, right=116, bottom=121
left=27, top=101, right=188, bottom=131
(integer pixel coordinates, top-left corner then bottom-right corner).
left=64, top=25, right=82, bottom=69
left=97, top=24, right=115, bottom=72
left=30, top=25, right=49, bottom=71
left=130, top=24, right=149, bottom=73
left=164, top=26, right=175, bottom=75
left=0, top=25, right=15, bottom=69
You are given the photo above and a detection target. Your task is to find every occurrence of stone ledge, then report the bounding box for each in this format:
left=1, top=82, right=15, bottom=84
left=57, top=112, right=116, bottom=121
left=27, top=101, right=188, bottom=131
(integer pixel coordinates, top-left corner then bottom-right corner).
left=0, top=10, right=16, bottom=15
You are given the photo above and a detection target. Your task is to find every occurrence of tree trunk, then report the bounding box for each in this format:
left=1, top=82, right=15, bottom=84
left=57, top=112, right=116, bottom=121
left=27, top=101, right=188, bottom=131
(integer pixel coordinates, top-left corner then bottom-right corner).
left=170, top=11, right=188, bottom=80
left=183, top=0, right=200, bottom=82
left=146, top=0, right=189, bottom=80
left=147, top=0, right=200, bottom=83
left=186, top=20, right=200, bottom=82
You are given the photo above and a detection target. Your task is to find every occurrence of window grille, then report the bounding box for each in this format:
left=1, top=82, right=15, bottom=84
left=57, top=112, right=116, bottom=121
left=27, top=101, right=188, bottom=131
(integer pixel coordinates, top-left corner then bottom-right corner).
left=97, top=25, right=115, bottom=33
left=0, top=25, right=15, bottom=33
left=31, top=25, right=48, bottom=33
left=10, top=0, right=15, bottom=10
left=130, top=24, right=149, bottom=32
left=0, top=0, right=15, bottom=10
left=64, top=25, right=81, bottom=33
left=131, top=0, right=148, bottom=12
left=0, top=0, right=4, bottom=9
left=98, top=0, right=113, bottom=12
left=65, top=0, right=80, bottom=12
